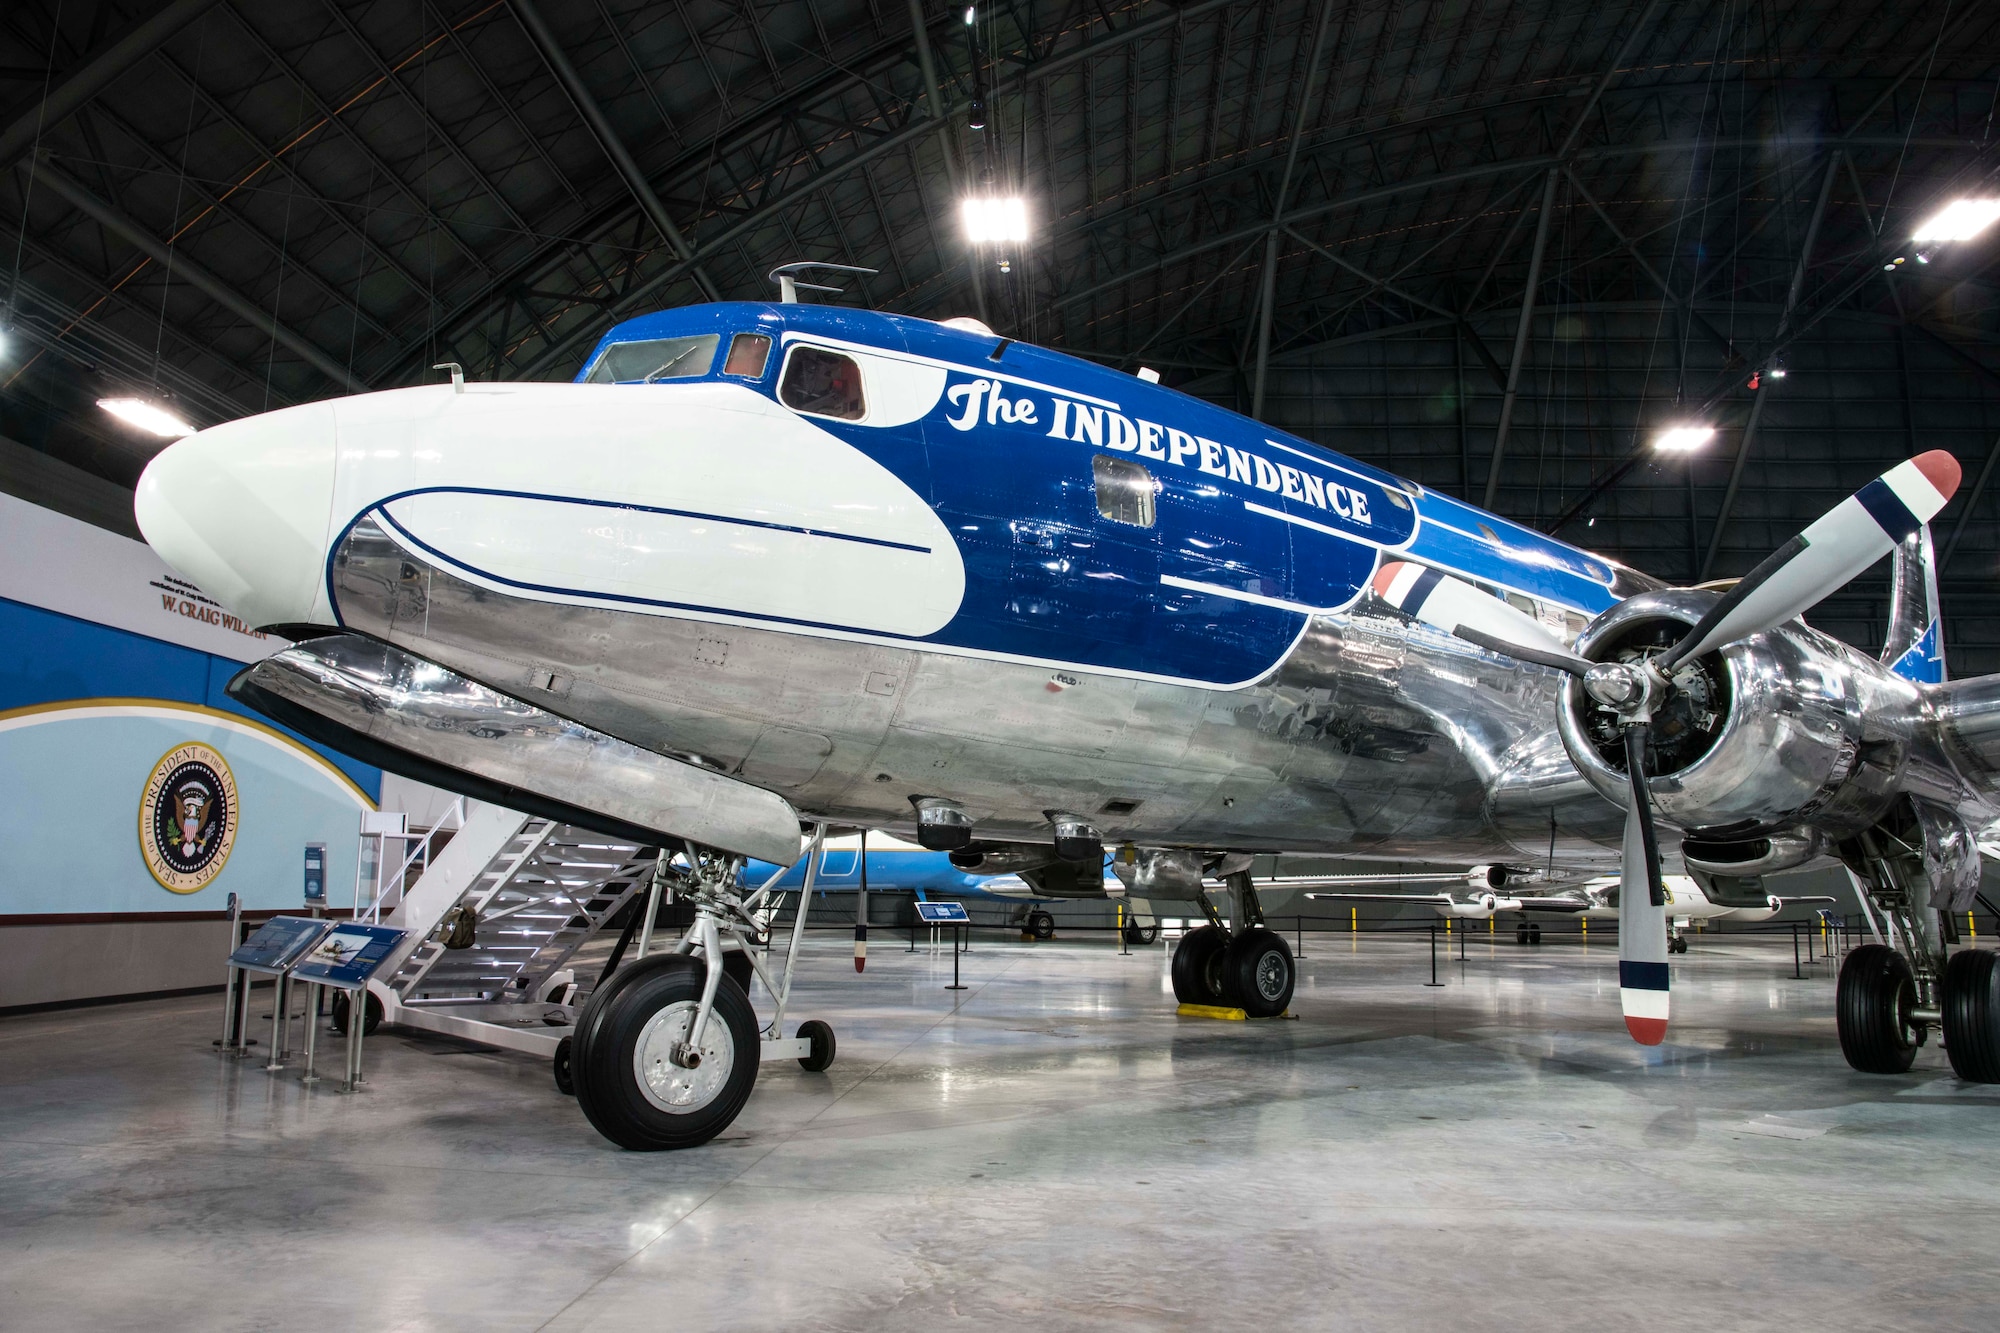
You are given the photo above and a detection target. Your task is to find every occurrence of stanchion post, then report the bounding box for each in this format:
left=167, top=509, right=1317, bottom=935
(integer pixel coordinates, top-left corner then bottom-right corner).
left=1792, top=922, right=1802, bottom=980
left=1295, top=913, right=1306, bottom=960
left=947, top=925, right=968, bottom=990
left=1424, top=922, right=1444, bottom=987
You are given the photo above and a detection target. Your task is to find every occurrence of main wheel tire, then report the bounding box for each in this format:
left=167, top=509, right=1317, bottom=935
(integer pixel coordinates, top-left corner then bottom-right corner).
left=1027, top=911, right=1056, bottom=940
left=328, top=989, right=383, bottom=1037
left=797, top=1019, right=836, bottom=1072
left=1223, top=927, right=1295, bottom=1018
left=1837, top=943, right=1919, bottom=1075
left=1123, top=921, right=1160, bottom=946
left=1942, top=948, right=2000, bottom=1083
left=552, top=1035, right=575, bottom=1095
left=571, top=954, right=759, bottom=1151
left=1170, top=925, right=1230, bottom=1005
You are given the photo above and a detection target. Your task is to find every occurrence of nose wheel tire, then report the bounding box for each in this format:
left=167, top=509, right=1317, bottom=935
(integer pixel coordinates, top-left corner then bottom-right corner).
left=1170, top=925, right=1230, bottom=1005
left=1123, top=921, right=1160, bottom=946
left=329, top=989, right=382, bottom=1037
left=723, top=949, right=755, bottom=1004
left=1223, top=927, right=1294, bottom=1017
left=1837, top=944, right=1919, bottom=1075
left=1941, top=948, right=2000, bottom=1083
left=796, top=1019, right=836, bottom=1072
left=571, top=953, right=760, bottom=1150
left=1027, top=911, right=1056, bottom=940
left=1668, top=935, right=1688, bottom=955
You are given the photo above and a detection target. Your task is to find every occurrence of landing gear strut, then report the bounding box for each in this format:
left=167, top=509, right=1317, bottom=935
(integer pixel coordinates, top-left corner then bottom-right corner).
left=1836, top=810, right=2000, bottom=1082
left=1167, top=872, right=1294, bottom=1016
left=568, top=835, right=839, bottom=1149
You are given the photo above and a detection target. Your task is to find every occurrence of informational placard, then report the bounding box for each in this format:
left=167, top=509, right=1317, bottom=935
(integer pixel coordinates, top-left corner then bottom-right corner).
left=915, top=901, right=970, bottom=924
left=304, top=843, right=326, bottom=903
left=291, top=922, right=406, bottom=988
left=227, top=915, right=331, bottom=973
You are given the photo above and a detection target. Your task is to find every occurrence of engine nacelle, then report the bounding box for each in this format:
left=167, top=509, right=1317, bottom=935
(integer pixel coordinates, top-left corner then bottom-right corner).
left=1555, top=590, right=1921, bottom=841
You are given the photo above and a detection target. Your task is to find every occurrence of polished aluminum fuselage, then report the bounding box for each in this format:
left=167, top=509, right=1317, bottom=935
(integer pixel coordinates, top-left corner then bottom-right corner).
left=333, top=511, right=1632, bottom=866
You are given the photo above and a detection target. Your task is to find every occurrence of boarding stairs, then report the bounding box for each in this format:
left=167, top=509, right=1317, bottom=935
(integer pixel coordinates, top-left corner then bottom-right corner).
left=366, top=803, right=656, bottom=1056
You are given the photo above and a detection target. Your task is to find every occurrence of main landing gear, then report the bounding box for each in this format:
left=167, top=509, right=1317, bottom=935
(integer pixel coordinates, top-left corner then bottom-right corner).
left=1836, top=809, right=2000, bottom=1083
left=1515, top=923, right=1543, bottom=945
left=1168, top=873, right=1294, bottom=1018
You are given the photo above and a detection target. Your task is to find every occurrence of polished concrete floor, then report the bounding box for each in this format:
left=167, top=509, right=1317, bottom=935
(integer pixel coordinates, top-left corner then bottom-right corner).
left=3, top=928, right=1998, bottom=1331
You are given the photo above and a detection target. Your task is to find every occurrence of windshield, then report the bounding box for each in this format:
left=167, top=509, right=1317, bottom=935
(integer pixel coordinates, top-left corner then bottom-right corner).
left=583, top=334, right=720, bottom=383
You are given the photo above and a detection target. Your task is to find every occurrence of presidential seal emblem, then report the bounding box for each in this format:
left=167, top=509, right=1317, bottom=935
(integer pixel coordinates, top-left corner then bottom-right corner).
left=140, top=742, right=239, bottom=893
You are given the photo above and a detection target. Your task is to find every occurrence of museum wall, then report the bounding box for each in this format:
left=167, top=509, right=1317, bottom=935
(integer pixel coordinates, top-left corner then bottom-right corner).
left=0, top=491, right=393, bottom=1010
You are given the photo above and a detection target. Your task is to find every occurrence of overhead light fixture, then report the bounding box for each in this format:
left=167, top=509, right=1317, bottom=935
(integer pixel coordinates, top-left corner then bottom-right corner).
left=962, top=195, right=1029, bottom=244
left=98, top=397, right=196, bottom=438
left=1653, top=425, right=1714, bottom=454
left=964, top=6, right=976, bottom=23
left=1912, top=199, right=2000, bottom=243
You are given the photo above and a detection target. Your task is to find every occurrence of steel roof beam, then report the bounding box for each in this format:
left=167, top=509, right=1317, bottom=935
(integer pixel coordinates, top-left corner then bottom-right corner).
left=503, top=0, right=721, bottom=301
left=32, top=160, right=368, bottom=393
left=0, top=0, right=224, bottom=172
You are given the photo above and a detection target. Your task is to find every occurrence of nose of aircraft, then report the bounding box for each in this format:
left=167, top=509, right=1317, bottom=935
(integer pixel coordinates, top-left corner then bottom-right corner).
left=135, top=399, right=338, bottom=629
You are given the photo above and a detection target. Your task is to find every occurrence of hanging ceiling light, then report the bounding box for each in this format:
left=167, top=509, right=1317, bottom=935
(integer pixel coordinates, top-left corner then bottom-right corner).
left=1653, top=425, right=1715, bottom=453
left=962, top=195, right=1029, bottom=244
left=98, top=397, right=196, bottom=438
left=1912, top=199, right=2000, bottom=243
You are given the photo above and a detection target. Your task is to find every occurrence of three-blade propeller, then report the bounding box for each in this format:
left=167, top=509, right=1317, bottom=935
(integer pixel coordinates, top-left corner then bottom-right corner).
left=1373, top=449, right=1962, bottom=1046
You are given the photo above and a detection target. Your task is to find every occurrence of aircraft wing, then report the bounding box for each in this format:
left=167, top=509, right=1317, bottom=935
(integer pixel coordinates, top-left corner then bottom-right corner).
left=1298, top=891, right=1457, bottom=906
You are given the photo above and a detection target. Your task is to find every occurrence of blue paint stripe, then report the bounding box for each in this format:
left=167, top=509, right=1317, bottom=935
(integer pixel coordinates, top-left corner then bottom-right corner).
left=1855, top=478, right=1921, bottom=543
left=1403, top=564, right=1445, bottom=616
left=371, top=509, right=933, bottom=644
left=384, top=485, right=931, bottom=555
left=1619, top=960, right=1671, bottom=991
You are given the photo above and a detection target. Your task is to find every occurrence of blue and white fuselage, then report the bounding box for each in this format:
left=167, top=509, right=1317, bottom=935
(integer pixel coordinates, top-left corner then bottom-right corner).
left=135, top=298, right=1825, bottom=885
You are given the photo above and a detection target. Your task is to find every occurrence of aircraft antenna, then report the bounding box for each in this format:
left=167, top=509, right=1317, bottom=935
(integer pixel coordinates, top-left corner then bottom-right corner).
left=768, top=261, right=878, bottom=304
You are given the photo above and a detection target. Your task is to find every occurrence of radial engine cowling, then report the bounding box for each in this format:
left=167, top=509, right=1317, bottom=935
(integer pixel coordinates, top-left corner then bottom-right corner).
left=1554, top=590, right=1921, bottom=841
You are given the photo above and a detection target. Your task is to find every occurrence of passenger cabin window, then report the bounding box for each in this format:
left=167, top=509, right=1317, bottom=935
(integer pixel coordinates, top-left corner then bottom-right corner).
left=779, top=347, right=866, bottom=420
left=1093, top=455, right=1157, bottom=528
left=724, top=332, right=772, bottom=377
left=583, top=334, right=719, bottom=383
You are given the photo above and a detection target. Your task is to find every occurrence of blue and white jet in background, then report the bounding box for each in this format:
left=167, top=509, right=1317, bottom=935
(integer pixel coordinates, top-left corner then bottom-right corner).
left=134, top=279, right=2000, bottom=1150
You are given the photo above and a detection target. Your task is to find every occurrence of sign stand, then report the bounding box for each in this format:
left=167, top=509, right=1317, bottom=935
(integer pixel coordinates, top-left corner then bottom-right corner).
left=289, top=922, right=406, bottom=1094
left=223, top=914, right=332, bottom=1065
left=298, top=984, right=324, bottom=1085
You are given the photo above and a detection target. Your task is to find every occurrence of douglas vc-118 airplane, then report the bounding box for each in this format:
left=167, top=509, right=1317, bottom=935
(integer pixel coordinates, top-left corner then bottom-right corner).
left=135, top=274, right=2000, bottom=1150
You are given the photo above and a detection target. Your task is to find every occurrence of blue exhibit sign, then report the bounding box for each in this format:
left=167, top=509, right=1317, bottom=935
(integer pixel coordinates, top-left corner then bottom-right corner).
left=915, top=901, right=971, bottom=924
left=304, top=843, right=326, bottom=903
left=227, top=915, right=331, bottom=973
left=291, top=922, right=406, bottom=988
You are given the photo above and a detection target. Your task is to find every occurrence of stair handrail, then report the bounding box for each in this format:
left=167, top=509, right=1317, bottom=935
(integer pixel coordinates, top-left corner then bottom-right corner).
left=368, top=796, right=468, bottom=922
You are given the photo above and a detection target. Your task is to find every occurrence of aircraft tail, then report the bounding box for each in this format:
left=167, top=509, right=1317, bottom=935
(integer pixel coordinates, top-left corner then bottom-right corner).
left=1882, top=525, right=1946, bottom=685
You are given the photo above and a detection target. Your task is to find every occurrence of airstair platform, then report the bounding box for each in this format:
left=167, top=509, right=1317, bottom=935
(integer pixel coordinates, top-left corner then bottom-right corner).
left=368, top=805, right=656, bottom=1056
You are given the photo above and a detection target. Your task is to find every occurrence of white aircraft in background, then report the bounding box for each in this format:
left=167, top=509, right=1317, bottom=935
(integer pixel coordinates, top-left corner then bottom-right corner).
left=1286, top=868, right=1837, bottom=950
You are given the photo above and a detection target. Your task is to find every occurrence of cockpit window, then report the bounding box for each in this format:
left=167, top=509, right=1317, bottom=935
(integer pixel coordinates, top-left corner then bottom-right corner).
left=583, top=333, right=719, bottom=383
left=780, top=347, right=866, bottom=420
left=723, top=333, right=772, bottom=377
left=1093, top=455, right=1157, bottom=528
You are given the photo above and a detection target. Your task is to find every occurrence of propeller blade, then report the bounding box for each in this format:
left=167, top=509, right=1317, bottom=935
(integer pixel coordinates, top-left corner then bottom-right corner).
left=1661, top=450, right=1961, bottom=669
left=1373, top=561, right=1591, bottom=675
left=1617, top=724, right=1670, bottom=1046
